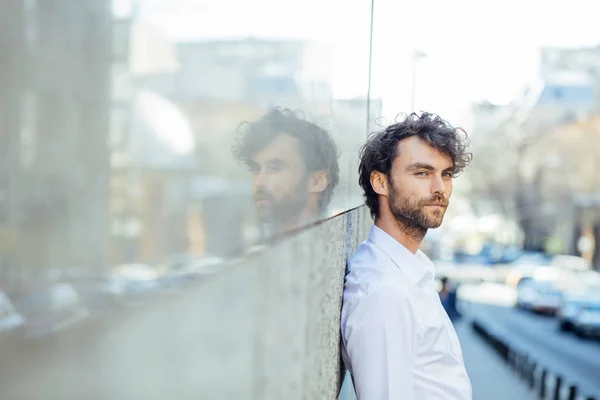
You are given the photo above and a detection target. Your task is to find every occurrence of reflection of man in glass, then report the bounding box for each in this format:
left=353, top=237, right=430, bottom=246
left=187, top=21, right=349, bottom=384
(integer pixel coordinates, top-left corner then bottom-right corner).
left=233, top=108, right=340, bottom=237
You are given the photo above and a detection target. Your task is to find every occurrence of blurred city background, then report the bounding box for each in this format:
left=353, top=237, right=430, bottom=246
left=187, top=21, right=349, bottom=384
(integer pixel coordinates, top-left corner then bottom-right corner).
left=0, top=0, right=599, bottom=399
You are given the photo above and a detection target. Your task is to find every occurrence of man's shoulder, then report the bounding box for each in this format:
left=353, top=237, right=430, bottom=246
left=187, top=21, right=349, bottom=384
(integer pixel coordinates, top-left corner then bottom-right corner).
left=348, top=237, right=385, bottom=267
left=346, top=238, right=408, bottom=285
left=343, top=239, right=412, bottom=313
left=341, top=268, right=416, bottom=334
left=345, top=241, right=384, bottom=288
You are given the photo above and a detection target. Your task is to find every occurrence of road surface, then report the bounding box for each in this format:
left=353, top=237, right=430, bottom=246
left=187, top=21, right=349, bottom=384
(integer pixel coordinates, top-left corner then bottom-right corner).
left=4, top=280, right=595, bottom=400
left=0, top=280, right=257, bottom=400
left=465, top=301, right=600, bottom=398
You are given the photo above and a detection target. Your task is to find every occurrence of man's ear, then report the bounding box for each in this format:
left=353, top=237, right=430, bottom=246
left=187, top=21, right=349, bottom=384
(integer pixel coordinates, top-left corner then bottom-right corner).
left=308, top=170, right=328, bottom=193
left=370, top=171, right=389, bottom=196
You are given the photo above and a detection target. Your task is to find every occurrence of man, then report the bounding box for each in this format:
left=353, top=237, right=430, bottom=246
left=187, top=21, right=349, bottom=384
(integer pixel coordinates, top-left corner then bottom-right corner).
left=341, top=112, right=473, bottom=399
left=232, top=107, right=340, bottom=238
left=439, top=276, right=461, bottom=321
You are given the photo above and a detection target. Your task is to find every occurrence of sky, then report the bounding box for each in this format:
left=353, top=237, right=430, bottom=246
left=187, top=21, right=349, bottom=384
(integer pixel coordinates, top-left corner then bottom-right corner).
left=404, top=0, right=600, bottom=122
left=114, top=0, right=600, bottom=123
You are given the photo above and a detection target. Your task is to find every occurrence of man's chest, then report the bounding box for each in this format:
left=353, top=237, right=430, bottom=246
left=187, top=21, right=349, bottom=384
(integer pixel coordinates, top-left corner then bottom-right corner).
left=410, top=285, right=464, bottom=362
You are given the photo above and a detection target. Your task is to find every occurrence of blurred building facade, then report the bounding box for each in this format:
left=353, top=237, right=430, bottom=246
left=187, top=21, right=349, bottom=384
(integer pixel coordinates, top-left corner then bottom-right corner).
left=129, top=37, right=339, bottom=258
left=137, top=38, right=332, bottom=108
left=467, top=46, right=600, bottom=269
left=0, top=1, right=113, bottom=288
left=135, top=38, right=333, bottom=184
left=540, top=46, right=600, bottom=84
left=109, top=18, right=199, bottom=265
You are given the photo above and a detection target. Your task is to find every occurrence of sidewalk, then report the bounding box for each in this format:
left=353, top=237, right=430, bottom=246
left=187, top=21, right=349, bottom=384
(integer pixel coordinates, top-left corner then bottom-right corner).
left=454, top=317, right=535, bottom=400
left=338, top=317, right=535, bottom=400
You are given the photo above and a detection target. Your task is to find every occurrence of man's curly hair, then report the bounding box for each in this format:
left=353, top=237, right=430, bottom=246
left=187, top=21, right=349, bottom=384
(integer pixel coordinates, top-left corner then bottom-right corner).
left=358, top=112, right=472, bottom=220
left=232, top=107, right=340, bottom=212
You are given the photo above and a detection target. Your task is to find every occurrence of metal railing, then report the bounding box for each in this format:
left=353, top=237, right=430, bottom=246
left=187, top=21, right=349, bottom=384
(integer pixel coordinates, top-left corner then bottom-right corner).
left=471, top=320, right=597, bottom=400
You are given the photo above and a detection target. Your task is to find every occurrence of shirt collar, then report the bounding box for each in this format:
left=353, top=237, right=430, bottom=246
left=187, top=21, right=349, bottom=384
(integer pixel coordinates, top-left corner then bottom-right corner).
left=368, top=224, right=435, bottom=286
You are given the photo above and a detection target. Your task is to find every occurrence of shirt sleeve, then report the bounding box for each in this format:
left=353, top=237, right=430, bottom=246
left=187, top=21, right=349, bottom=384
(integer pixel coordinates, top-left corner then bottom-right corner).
left=343, top=286, right=417, bottom=400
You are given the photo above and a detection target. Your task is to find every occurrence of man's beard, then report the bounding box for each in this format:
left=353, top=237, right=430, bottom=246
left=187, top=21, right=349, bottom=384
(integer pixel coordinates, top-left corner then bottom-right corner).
left=254, top=183, right=309, bottom=232
left=388, top=182, right=448, bottom=241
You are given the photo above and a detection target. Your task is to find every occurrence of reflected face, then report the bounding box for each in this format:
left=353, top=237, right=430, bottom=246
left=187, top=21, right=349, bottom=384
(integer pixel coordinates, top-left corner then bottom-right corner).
left=388, top=136, right=454, bottom=230
left=250, top=133, right=309, bottom=225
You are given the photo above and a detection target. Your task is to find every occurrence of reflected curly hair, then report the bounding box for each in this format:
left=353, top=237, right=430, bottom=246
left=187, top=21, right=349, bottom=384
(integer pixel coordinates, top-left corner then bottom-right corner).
left=232, top=107, right=340, bottom=212
left=358, top=112, right=472, bottom=220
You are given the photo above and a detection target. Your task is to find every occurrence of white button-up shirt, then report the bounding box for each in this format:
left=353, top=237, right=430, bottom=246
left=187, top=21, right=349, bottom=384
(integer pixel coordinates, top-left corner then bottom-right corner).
left=341, top=225, right=472, bottom=400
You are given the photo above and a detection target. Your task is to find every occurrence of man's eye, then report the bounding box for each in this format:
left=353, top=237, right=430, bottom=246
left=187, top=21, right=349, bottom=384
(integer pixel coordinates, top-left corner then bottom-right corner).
left=443, top=172, right=453, bottom=178
left=415, top=172, right=428, bottom=176
left=267, top=165, right=282, bottom=173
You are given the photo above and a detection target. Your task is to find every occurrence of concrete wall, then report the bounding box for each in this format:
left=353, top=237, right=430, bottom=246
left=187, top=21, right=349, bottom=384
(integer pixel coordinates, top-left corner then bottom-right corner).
left=126, top=205, right=371, bottom=399
left=199, top=205, right=370, bottom=399
left=1, top=207, right=372, bottom=400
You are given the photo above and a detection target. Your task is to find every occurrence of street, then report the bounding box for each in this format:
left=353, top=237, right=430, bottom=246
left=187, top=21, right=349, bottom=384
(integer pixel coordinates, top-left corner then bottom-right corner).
left=2, top=280, right=600, bottom=400
left=467, top=301, right=600, bottom=398
left=0, top=278, right=257, bottom=400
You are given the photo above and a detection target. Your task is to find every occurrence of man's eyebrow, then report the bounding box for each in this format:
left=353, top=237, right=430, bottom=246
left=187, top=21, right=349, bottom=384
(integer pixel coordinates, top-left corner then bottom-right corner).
left=406, top=162, right=455, bottom=173
left=266, top=158, right=287, bottom=165
left=406, top=162, right=435, bottom=171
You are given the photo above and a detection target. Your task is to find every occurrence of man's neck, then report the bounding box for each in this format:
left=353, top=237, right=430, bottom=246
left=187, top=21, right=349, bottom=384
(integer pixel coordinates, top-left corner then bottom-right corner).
left=374, top=214, right=426, bottom=254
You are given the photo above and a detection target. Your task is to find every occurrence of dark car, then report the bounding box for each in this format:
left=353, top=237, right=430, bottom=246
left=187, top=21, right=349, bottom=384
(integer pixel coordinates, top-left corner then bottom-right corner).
left=573, top=303, right=600, bottom=339
left=558, top=295, right=595, bottom=331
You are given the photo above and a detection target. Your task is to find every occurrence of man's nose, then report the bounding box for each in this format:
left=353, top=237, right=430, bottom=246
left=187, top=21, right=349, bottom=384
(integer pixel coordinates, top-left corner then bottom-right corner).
left=431, top=174, right=446, bottom=195
left=253, top=170, right=267, bottom=186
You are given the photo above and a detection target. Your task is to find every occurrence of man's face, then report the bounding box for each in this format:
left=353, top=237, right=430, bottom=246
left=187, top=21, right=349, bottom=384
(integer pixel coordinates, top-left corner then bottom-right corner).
left=387, top=136, right=454, bottom=230
left=250, top=133, right=309, bottom=226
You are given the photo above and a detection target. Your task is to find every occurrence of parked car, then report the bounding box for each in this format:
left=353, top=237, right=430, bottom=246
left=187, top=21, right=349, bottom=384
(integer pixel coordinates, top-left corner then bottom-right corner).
left=0, top=292, right=24, bottom=335
left=558, top=294, right=596, bottom=331
left=551, top=255, right=591, bottom=272
left=573, top=302, right=600, bottom=339
left=160, top=256, right=226, bottom=288
left=14, top=283, right=90, bottom=339
left=504, top=253, right=553, bottom=287
left=443, top=254, right=497, bottom=284
left=186, top=257, right=225, bottom=279
left=68, top=277, right=125, bottom=315
left=112, top=264, right=160, bottom=303
left=516, top=279, right=562, bottom=315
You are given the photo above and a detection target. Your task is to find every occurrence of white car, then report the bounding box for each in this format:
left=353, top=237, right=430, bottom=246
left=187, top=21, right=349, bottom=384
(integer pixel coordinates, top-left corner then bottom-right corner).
left=112, top=264, right=161, bottom=303
left=516, top=280, right=562, bottom=315
left=186, top=257, right=225, bottom=278
left=0, top=292, right=24, bottom=334
left=503, top=252, right=553, bottom=287
left=114, top=264, right=160, bottom=291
